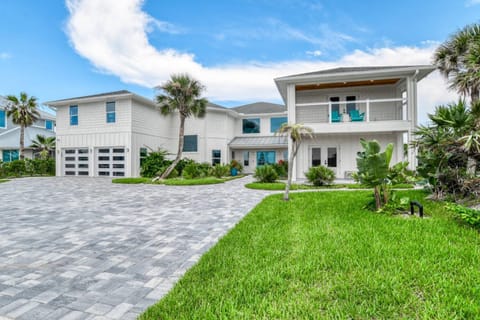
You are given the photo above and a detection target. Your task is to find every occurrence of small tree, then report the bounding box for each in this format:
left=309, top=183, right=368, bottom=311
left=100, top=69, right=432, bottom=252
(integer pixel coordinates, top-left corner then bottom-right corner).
left=155, top=74, right=208, bottom=179
left=4, top=92, right=40, bottom=160
left=30, top=134, right=55, bottom=160
left=355, top=139, right=394, bottom=210
left=277, top=123, right=313, bottom=201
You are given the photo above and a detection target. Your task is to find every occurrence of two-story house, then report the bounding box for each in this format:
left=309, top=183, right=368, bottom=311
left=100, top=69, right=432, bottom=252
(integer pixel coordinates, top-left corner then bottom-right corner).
left=45, top=65, right=434, bottom=179
left=45, top=91, right=287, bottom=177
left=0, top=96, right=56, bottom=162
left=274, top=65, right=435, bottom=180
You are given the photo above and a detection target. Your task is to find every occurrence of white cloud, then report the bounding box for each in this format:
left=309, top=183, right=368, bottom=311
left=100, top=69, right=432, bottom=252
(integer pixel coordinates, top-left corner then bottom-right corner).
left=0, top=52, right=11, bottom=59
left=65, top=0, right=458, bottom=123
left=466, top=0, right=480, bottom=6
left=306, top=50, right=322, bottom=57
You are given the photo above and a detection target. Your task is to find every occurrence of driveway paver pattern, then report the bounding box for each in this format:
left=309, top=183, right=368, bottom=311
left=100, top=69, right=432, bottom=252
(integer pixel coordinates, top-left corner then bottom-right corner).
left=0, top=176, right=270, bottom=319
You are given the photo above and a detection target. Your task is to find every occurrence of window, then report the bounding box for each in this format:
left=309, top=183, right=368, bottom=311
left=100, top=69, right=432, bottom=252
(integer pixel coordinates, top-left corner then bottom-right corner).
left=0, top=109, right=6, bottom=128
left=183, top=135, right=198, bottom=152
left=242, top=118, right=260, bottom=134
left=312, top=148, right=321, bottom=166
left=140, top=148, right=148, bottom=167
left=330, top=97, right=340, bottom=113
left=2, top=150, right=19, bottom=162
left=243, top=151, right=249, bottom=166
left=212, top=150, right=221, bottom=165
left=45, top=120, right=54, bottom=131
left=270, top=117, right=287, bottom=133
left=70, top=105, right=78, bottom=126
left=106, top=101, right=116, bottom=123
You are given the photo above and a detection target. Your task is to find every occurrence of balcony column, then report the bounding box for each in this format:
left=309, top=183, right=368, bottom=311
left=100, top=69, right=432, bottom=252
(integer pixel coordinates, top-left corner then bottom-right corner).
left=405, top=76, right=417, bottom=170
left=366, top=99, right=370, bottom=122
left=328, top=101, right=332, bottom=124
left=286, top=83, right=297, bottom=181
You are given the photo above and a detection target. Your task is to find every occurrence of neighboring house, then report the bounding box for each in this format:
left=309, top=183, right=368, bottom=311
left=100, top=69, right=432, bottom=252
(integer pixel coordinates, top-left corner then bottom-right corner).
left=0, top=96, right=56, bottom=162
left=274, top=65, right=435, bottom=180
left=45, top=65, right=434, bottom=179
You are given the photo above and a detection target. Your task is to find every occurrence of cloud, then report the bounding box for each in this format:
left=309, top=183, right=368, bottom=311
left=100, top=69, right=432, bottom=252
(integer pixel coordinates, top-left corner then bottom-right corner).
left=65, top=0, right=458, bottom=123
left=306, top=50, right=322, bottom=57
left=0, top=52, right=11, bottom=59
left=466, top=0, right=480, bottom=6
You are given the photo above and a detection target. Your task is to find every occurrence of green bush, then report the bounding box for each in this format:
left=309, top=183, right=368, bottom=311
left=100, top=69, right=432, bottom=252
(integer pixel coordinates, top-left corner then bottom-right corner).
left=175, top=158, right=195, bottom=176
left=0, top=159, right=55, bottom=177
left=211, top=164, right=230, bottom=178
left=271, top=161, right=288, bottom=178
left=254, top=165, right=278, bottom=183
left=446, top=203, right=480, bottom=228
left=305, top=165, right=335, bottom=186
left=229, top=160, right=244, bottom=174
left=140, top=150, right=170, bottom=178
left=182, top=162, right=202, bottom=179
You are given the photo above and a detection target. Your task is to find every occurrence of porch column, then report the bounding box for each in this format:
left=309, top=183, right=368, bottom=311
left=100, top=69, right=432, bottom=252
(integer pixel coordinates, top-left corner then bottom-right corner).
left=286, top=83, right=297, bottom=181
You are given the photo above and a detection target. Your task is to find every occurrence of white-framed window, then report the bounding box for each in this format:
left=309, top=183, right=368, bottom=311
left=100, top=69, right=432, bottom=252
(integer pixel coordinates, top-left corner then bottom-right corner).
left=212, top=149, right=221, bottom=165
left=106, top=101, right=116, bottom=123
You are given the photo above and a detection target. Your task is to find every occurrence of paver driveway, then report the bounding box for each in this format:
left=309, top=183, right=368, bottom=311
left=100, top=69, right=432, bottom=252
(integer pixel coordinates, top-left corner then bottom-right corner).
left=0, top=177, right=270, bottom=319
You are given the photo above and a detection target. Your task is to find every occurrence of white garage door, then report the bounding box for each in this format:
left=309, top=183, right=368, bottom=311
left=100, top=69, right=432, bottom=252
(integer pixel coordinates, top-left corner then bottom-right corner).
left=96, top=147, right=126, bottom=177
left=63, top=148, right=89, bottom=176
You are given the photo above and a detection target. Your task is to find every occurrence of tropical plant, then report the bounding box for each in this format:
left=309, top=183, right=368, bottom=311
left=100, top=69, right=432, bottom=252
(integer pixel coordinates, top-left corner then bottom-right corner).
left=140, top=149, right=171, bottom=178
left=305, top=165, right=335, bottom=186
left=355, top=139, right=394, bottom=210
left=30, top=134, right=55, bottom=160
left=155, top=74, right=208, bottom=179
left=254, top=165, right=278, bottom=183
left=211, top=164, right=230, bottom=178
left=4, top=92, right=40, bottom=159
left=433, top=23, right=480, bottom=103
left=276, top=123, right=313, bottom=200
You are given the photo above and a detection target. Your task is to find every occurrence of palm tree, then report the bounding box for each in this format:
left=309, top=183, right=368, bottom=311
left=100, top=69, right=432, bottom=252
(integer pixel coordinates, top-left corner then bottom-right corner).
left=30, top=134, right=56, bottom=160
left=5, top=92, right=40, bottom=160
left=433, top=23, right=480, bottom=103
left=277, top=123, right=313, bottom=201
left=155, top=74, right=208, bottom=179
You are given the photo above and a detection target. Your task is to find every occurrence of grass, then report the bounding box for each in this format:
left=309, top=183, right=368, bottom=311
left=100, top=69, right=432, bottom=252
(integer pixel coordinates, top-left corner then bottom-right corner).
left=140, top=190, right=480, bottom=319
left=112, top=175, right=245, bottom=186
left=347, top=183, right=415, bottom=189
left=0, top=179, right=9, bottom=183
left=245, top=181, right=414, bottom=190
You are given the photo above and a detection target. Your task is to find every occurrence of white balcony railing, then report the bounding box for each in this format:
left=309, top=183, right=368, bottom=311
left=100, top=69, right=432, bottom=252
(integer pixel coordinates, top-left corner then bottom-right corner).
left=296, top=98, right=407, bottom=124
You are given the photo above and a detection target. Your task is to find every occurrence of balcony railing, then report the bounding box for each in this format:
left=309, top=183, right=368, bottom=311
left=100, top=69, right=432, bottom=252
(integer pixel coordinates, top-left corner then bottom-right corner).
left=296, top=98, right=407, bottom=124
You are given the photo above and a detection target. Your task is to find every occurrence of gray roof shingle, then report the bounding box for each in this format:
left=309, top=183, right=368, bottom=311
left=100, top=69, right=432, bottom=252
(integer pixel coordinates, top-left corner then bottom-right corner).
left=232, top=102, right=285, bottom=114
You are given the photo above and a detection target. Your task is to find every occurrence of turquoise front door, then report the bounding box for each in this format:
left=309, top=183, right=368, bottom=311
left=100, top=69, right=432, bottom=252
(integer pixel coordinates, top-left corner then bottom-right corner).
left=257, top=151, right=276, bottom=166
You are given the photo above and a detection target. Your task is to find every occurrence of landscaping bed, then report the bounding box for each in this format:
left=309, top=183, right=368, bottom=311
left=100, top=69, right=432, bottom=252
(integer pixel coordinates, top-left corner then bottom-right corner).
left=245, top=181, right=414, bottom=190
left=140, top=190, right=480, bottom=319
left=112, top=175, right=245, bottom=186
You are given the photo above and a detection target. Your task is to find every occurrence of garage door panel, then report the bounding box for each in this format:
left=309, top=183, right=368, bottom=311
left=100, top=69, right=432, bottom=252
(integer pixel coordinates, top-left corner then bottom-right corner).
left=63, top=148, right=89, bottom=176
left=95, top=147, right=125, bottom=177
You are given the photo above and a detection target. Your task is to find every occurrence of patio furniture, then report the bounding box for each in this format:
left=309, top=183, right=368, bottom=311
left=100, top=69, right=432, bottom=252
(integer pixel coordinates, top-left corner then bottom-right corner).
left=331, top=110, right=342, bottom=122
left=350, top=109, right=365, bottom=122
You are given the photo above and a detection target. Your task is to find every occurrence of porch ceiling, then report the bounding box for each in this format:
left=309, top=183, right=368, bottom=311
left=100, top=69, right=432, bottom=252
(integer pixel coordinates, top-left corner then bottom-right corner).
left=296, top=78, right=400, bottom=91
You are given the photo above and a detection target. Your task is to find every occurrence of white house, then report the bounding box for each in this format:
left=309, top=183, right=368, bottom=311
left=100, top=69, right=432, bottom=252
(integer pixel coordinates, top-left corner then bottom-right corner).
left=45, top=91, right=287, bottom=177
left=0, top=96, right=56, bottom=161
left=45, top=65, right=434, bottom=180
left=274, top=65, right=435, bottom=180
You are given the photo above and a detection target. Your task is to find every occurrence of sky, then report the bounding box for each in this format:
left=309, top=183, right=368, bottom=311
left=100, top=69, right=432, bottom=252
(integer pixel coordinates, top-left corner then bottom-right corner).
left=1, top=0, right=479, bottom=122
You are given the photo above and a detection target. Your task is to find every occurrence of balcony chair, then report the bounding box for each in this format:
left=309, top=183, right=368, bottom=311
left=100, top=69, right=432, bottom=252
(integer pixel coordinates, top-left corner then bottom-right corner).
left=331, top=110, right=342, bottom=122
left=350, top=109, right=365, bottom=122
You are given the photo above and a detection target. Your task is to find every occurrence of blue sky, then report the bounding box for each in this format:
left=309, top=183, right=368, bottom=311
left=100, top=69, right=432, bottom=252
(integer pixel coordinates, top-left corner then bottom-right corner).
left=1, top=0, right=479, bottom=119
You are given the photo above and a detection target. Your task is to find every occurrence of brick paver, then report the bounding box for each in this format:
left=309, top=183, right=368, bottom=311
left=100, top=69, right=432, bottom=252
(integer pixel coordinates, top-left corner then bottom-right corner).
left=0, top=176, right=269, bottom=319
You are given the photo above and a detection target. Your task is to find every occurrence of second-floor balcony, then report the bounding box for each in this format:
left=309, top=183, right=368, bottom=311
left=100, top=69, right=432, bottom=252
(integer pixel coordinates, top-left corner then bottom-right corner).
left=295, top=97, right=411, bottom=133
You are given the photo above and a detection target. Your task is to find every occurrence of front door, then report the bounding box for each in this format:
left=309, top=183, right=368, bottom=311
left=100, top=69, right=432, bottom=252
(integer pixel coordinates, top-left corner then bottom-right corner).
left=310, top=146, right=338, bottom=176
left=257, top=151, right=276, bottom=166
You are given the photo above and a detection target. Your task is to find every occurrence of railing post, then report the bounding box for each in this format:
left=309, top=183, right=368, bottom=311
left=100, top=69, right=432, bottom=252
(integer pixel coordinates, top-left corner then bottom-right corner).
left=328, top=101, right=332, bottom=124
left=366, top=99, right=370, bottom=122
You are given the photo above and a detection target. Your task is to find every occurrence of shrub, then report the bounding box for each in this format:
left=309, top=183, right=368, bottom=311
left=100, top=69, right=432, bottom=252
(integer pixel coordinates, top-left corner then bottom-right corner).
left=305, top=165, right=335, bottom=186
left=254, top=165, right=278, bottom=183
left=211, top=164, right=230, bottom=178
left=446, top=203, right=480, bottom=228
left=229, top=159, right=243, bottom=174
left=140, top=150, right=170, bottom=178
left=175, top=158, right=195, bottom=176
left=0, top=159, right=55, bottom=177
left=272, top=160, right=288, bottom=178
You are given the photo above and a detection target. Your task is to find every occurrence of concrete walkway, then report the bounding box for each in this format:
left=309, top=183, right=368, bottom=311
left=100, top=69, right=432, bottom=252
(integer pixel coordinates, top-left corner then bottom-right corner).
left=0, top=177, right=271, bottom=320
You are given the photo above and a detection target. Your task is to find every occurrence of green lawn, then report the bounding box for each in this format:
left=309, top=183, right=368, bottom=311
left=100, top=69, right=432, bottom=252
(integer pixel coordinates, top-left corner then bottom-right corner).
left=112, top=175, right=245, bottom=186
left=0, top=179, right=9, bottom=183
left=140, top=190, right=480, bottom=319
left=245, top=181, right=414, bottom=190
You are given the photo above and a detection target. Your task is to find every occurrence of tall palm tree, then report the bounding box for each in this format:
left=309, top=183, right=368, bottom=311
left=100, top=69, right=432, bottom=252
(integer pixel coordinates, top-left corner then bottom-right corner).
left=277, top=123, right=313, bottom=201
left=433, top=23, right=480, bottom=103
left=155, top=74, right=208, bottom=179
left=5, top=92, right=40, bottom=160
left=30, top=134, right=56, bottom=160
